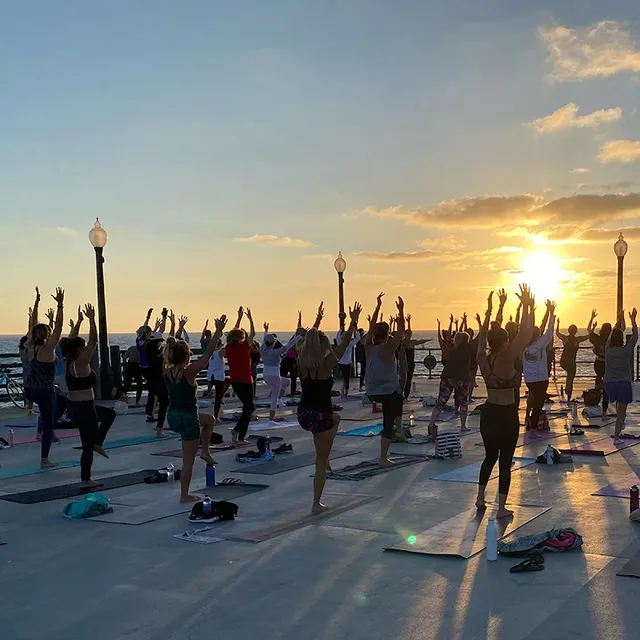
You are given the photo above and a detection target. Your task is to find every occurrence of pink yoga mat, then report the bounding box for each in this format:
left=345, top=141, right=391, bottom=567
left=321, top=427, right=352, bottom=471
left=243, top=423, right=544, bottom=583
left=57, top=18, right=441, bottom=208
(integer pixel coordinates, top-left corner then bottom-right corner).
left=592, top=470, right=640, bottom=498
left=560, top=436, right=640, bottom=456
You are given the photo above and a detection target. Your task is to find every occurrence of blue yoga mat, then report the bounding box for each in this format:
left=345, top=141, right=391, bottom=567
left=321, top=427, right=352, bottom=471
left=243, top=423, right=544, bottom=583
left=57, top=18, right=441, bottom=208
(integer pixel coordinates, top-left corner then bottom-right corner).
left=73, top=434, right=174, bottom=451
left=431, top=457, right=536, bottom=483
left=0, top=461, right=80, bottom=480
left=337, top=424, right=383, bottom=437
left=4, top=423, right=38, bottom=429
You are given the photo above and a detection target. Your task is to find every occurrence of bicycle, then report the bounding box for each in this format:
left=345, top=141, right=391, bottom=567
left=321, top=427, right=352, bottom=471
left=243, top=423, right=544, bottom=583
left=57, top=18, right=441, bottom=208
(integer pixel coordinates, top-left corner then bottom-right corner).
left=0, top=365, right=25, bottom=409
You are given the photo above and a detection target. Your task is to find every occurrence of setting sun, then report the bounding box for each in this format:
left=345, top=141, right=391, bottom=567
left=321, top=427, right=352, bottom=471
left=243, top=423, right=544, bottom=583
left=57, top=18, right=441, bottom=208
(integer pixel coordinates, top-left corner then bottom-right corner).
left=519, top=249, right=567, bottom=304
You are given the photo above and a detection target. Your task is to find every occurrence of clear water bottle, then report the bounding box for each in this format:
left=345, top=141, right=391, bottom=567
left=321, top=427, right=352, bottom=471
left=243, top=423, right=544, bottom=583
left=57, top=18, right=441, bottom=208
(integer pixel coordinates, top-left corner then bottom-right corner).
left=545, top=445, right=554, bottom=466
left=166, top=463, right=175, bottom=482
left=202, top=495, right=213, bottom=518
left=264, top=436, right=271, bottom=454
left=8, top=429, right=15, bottom=447
left=486, top=517, right=498, bottom=561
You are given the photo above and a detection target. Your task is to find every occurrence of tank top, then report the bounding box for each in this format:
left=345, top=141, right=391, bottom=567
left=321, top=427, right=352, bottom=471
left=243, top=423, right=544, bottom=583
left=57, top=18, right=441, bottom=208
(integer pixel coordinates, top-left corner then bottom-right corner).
left=365, top=344, right=400, bottom=395
left=66, top=361, right=97, bottom=391
left=207, top=350, right=226, bottom=382
left=166, top=370, right=198, bottom=411
left=561, top=336, right=580, bottom=363
left=299, top=375, right=333, bottom=412
left=25, top=348, right=56, bottom=391
left=226, top=341, right=253, bottom=384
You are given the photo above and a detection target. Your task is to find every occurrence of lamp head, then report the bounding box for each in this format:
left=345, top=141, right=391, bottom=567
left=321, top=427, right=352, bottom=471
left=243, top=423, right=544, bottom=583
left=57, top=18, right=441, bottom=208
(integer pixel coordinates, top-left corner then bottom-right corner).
left=334, top=251, right=346, bottom=274
left=89, top=218, right=108, bottom=249
left=614, top=232, right=628, bottom=258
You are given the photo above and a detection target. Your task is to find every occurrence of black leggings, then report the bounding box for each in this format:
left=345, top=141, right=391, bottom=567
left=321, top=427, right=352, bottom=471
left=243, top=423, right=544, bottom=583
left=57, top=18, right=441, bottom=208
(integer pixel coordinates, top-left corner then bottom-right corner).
left=280, top=357, right=298, bottom=395
left=358, top=360, right=367, bottom=389
left=123, top=362, right=143, bottom=404
left=339, top=364, right=351, bottom=392
left=369, top=392, right=404, bottom=439
left=232, top=382, right=255, bottom=440
left=595, top=360, right=609, bottom=414
left=526, top=380, right=548, bottom=430
left=146, top=373, right=168, bottom=430
left=67, top=401, right=116, bottom=481
left=213, top=378, right=230, bottom=419
left=141, top=368, right=156, bottom=417
left=404, top=361, right=415, bottom=399
left=479, top=402, right=520, bottom=495
left=26, top=389, right=66, bottom=459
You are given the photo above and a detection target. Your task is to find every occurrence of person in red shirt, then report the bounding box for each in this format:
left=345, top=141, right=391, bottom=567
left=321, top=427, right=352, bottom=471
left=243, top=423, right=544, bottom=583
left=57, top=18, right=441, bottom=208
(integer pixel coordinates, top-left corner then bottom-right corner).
left=226, top=306, right=256, bottom=443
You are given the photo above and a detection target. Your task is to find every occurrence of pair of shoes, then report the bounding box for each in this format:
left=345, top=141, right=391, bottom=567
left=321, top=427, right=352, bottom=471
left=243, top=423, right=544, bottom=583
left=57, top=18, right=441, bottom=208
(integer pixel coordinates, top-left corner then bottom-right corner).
left=274, top=443, right=293, bottom=454
left=613, top=437, right=625, bottom=445
left=220, top=478, right=245, bottom=485
left=510, top=552, right=545, bottom=573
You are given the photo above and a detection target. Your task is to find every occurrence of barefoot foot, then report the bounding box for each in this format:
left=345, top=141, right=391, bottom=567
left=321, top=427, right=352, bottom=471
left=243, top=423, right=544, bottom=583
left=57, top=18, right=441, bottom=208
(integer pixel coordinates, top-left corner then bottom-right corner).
left=40, top=459, right=58, bottom=469
left=155, top=429, right=164, bottom=438
left=199, top=453, right=216, bottom=465
left=180, top=494, right=201, bottom=504
left=496, top=507, right=514, bottom=519
left=80, top=480, right=103, bottom=489
left=325, top=461, right=332, bottom=472
left=378, top=457, right=394, bottom=466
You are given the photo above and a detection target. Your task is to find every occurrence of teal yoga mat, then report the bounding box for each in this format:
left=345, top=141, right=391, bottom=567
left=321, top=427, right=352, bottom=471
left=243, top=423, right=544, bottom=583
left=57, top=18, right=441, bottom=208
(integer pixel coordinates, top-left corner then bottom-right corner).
left=73, top=434, right=175, bottom=451
left=337, top=424, right=383, bottom=437
left=431, top=457, right=536, bottom=484
left=0, top=460, right=80, bottom=480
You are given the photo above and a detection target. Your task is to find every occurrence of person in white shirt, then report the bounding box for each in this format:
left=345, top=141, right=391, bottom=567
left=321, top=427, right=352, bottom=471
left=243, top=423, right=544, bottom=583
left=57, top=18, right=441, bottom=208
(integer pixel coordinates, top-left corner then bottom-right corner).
left=522, top=300, right=555, bottom=431
left=334, top=328, right=360, bottom=398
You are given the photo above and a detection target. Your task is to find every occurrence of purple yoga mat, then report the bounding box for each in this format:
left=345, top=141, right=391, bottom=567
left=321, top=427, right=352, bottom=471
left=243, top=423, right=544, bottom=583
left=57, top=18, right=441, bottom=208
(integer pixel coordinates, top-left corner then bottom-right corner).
left=560, top=436, right=640, bottom=456
left=592, top=471, right=640, bottom=498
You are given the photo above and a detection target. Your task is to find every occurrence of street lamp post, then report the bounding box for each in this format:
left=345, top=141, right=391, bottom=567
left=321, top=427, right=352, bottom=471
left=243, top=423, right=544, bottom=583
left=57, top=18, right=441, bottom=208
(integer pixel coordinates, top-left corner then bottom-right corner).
left=89, top=218, right=112, bottom=400
left=614, top=232, right=628, bottom=317
left=334, top=252, right=347, bottom=332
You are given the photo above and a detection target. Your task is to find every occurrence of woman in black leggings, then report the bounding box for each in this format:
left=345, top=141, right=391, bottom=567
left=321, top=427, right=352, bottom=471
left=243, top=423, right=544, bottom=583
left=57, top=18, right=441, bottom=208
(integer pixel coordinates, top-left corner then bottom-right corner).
left=590, top=320, right=612, bottom=415
left=476, top=285, right=534, bottom=519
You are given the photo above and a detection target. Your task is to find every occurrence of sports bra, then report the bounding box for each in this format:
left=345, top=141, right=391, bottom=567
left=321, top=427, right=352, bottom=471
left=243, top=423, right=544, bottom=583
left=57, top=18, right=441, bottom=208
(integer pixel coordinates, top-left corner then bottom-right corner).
left=66, top=362, right=97, bottom=391
left=483, top=354, right=520, bottom=390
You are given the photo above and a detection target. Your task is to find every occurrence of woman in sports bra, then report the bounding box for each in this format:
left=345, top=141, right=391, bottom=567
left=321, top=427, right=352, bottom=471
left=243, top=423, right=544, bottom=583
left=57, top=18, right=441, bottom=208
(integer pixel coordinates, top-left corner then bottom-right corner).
left=164, top=315, right=227, bottom=503
left=476, top=285, right=534, bottom=519
left=24, top=287, right=66, bottom=469
left=556, top=311, right=595, bottom=402
left=61, top=304, right=117, bottom=488
left=297, top=301, right=361, bottom=513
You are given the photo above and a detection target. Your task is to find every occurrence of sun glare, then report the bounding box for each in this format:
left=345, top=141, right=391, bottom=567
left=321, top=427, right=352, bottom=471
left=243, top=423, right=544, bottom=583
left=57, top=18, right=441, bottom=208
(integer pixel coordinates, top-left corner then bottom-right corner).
left=519, top=249, right=566, bottom=303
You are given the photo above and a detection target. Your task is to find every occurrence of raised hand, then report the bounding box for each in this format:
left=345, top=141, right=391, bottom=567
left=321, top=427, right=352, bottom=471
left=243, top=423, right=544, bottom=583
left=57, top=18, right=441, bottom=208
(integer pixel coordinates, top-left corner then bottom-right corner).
left=487, top=291, right=494, bottom=311
left=449, top=313, right=454, bottom=323
left=349, top=302, right=362, bottom=323
left=83, top=304, right=96, bottom=320
left=376, top=292, right=385, bottom=306
left=591, top=309, right=598, bottom=320
left=161, top=307, right=168, bottom=318
left=475, top=313, right=482, bottom=325
left=406, top=313, right=412, bottom=322
left=69, top=319, right=75, bottom=330
left=316, top=302, right=324, bottom=319
left=546, top=300, right=556, bottom=313
left=52, top=288, right=64, bottom=305
left=630, top=308, right=637, bottom=322
left=396, top=297, right=405, bottom=313
left=366, top=314, right=372, bottom=324
left=214, top=315, right=228, bottom=331
left=245, top=308, right=253, bottom=320
left=45, top=308, right=54, bottom=324
left=169, top=309, right=176, bottom=325
left=437, top=318, right=441, bottom=326
left=146, top=308, right=153, bottom=320
left=178, top=315, right=188, bottom=327
left=35, top=287, right=41, bottom=304
left=264, top=322, right=269, bottom=332
left=204, top=319, right=209, bottom=329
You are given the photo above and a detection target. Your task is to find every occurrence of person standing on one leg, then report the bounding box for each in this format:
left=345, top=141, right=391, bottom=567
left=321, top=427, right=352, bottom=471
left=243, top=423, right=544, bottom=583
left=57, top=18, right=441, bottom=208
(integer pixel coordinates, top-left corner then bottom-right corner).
left=364, top=293, right=407, bottom=460
left=297, top=301, right=361, bottom=513
left=557, top=311, right=594, bottom=403
left=164, top=315, right=227, bottom=503
left=226, top=307, right=256, bottom=444
left=355, top=329, right=367, bottom=392
left=590, top=316, right=612, bottom=416
left=122, top=344, right=144, bottom=407
left=334, top=327, right=360, bottom=399
left=476, top=285, right=534, bottom=519
left=605, top=309, right=638, bottom=444
left=62, top=304, right=116, bottom=488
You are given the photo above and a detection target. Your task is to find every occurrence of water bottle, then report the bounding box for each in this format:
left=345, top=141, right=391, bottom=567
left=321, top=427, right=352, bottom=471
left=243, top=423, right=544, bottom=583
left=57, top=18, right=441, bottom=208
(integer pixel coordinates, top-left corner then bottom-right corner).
left=545, top=445, right=554, bottom=466
left=8, top=429, right=15, bottom=447
left=264, top=436, right=271, bottom=454
left=486, top=517, right=498, bottom=561
left=631, top=485, right=639, bottom=513
left=412, top=382, right=416, bottom=394
left=560, top=385, right=564, bottom=398
left=409, top=414, right=415, bottom=428
left=166, top=463, right=175, bottom=482
left=202, top=495, right=213, bottom=518
left=571, top=403, right=578, bottom=424
left=206, top=464, right=216, bottom=487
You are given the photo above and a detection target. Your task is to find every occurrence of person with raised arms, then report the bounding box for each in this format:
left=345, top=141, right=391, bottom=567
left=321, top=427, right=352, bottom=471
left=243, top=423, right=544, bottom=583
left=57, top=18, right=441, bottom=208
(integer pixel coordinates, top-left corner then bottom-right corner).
left=476, top=285, right=534, bottom=519
left=556, top=310, right=595, bottom=403
left=164, top=315, right=227, bottom=503
left=363, top=293, right=406, bottom=463
left=297, top=301, right=361, bottom=513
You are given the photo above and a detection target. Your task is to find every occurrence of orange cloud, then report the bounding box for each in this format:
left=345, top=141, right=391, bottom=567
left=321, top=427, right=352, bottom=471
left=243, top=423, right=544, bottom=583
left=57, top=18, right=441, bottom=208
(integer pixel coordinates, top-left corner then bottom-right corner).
left=598, top=140, right=640, bottom=163
left=530, top=103, right=621, bottom=134
left=234, top=234, right=312, bottom=247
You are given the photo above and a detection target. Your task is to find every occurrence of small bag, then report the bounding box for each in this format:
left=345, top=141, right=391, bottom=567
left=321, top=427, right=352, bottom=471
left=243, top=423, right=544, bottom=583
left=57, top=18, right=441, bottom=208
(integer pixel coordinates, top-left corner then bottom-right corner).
left=526, top=410, right=550, bottom=431
left=435, top=433, right=462, bottom=459
left=113, top=400, right=129, bottom=415
left=583, top=388, right=602, bottom=407
left=62, top=493, right=113, bottom=519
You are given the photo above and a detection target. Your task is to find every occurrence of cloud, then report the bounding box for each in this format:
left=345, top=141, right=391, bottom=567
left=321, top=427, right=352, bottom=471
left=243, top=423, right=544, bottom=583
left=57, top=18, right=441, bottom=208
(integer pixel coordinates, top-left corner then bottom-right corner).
left=354, top=245, right=522, bottom=263
left=538, top=193, right=640, bottom=223
left=539, top=20, right=640, bottom=82
left=579, top=226, right=640, bottom=243
left=598, top=140, right=640, bottom=163
left=234, top=234, right=312, bottom=247
left=570, top=167, right=590, bottom=174
left=52, top=226, right=78, bottom=236
left=530, top=103, right=622, bottom=134
left=418, top=235, right=467, bottom=250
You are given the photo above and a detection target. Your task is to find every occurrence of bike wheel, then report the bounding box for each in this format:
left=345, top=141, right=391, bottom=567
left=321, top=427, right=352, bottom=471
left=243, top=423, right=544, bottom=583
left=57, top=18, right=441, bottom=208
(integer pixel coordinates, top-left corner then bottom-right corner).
left=7, top=379, right=25, bottom=409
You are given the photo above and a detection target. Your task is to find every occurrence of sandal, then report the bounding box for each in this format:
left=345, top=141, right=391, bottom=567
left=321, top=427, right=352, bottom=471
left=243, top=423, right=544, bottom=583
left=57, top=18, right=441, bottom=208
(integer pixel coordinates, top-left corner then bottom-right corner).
left=220, top=478, right=245, bottom=485
left=509, top=552, right=545, bottom=573
left=569, top=427, right=584, bottom=435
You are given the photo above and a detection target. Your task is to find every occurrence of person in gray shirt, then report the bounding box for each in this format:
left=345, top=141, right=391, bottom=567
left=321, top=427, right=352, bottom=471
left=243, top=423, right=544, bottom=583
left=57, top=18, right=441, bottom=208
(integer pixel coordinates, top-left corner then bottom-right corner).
left=605, top=308, right=638, bottom=443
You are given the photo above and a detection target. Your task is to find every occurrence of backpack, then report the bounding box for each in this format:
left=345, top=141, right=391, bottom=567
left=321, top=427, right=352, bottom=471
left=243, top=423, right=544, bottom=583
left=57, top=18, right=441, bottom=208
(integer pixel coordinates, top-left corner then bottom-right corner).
left=526, top=410, right=550, bottom=431
left=435, top=433, right=462, bottom=459
left=583, top=388, right=602, bottom=407
left=62, top=493, right=113, bottom=519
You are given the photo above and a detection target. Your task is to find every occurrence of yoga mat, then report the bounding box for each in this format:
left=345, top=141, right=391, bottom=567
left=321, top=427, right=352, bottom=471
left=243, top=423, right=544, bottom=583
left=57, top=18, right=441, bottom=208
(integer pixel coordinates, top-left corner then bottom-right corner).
left=560, top=437, right=640, bottom=456
left=231, top=449, right=360, bottom=475
left=14, top=430, right=80, bottom=445
left=571, top=415, right=616, bottom=429
left=515, top=430, right=565, bottom=448
left=0, top=460, right=80, bottom=481
left=325, top=454, right=428, bottom=481
left=341, top=406, right=382, bottom=422
left=0, top=469, right=157, bottom=504
left=151, top=435, right=285, bottom=457
left=222, top=494, right=380, bottom=543
left=431, top=457, right=536, bottom=484
left=337, top=424, right=383, bottom=437
left=384, top=505, right=551, bottom=558
left=72, top=434, right=174, bottom=451
left=89, top=483, right=269, bottom=525
left=617, top=553, right=640, bottom=578
left=247, top=420, right=297, bottom=431
left=592, top=471, right=640, bottom=498
left=4, top=422, right=39, bottom=429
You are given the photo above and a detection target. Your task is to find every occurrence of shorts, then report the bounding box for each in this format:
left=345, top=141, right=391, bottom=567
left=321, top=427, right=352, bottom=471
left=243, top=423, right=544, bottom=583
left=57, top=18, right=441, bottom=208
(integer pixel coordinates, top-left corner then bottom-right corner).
left=167, top=409, right=201, bottom=441
left=297, top=407, right=334, bottom=434
left=435, top=377, right=470, bottom=413
left=605, top=381, right=633, bottom=405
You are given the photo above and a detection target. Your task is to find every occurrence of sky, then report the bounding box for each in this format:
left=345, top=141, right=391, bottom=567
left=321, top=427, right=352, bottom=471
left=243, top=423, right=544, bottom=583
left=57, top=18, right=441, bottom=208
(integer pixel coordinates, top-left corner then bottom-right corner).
left=1, top=0, right=640, bottom=334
